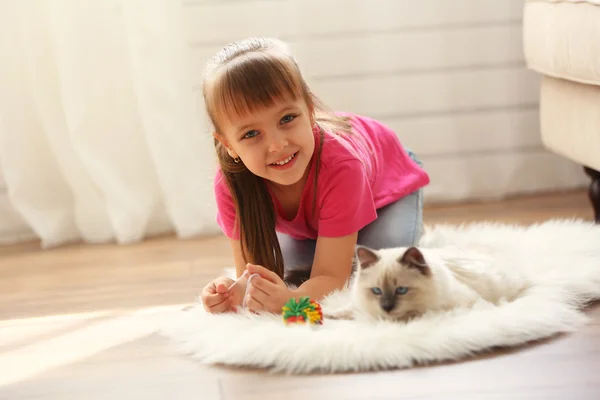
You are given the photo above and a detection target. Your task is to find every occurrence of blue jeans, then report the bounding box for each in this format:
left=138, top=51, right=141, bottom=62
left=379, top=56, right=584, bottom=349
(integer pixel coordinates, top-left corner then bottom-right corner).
left=277, top=149, right=425, bottom=283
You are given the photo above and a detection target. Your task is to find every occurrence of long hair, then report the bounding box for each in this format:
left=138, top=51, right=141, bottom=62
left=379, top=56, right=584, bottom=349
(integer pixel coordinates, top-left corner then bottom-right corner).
left=203, top=37, right=352, bottom=279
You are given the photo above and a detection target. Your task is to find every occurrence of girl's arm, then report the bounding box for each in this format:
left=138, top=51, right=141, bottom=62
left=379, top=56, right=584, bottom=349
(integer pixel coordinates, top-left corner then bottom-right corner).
left=227, top=235, right=356, bottom=298
left=292, top=232, right=357, bottom=299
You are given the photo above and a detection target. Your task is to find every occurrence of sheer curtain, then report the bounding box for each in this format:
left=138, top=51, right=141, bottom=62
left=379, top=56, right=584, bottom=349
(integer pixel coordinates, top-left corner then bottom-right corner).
left=0, top=1, right=219, bottom=248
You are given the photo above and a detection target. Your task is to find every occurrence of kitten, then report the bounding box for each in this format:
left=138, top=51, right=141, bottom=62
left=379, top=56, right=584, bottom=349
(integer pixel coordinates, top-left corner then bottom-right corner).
left=327, top=244, right=527, bottom=322
left=349, top=246, right=439, bottom=322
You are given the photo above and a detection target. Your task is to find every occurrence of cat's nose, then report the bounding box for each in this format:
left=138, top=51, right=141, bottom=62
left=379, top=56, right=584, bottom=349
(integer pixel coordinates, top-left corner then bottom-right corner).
left=381, top=302, right=395, bottom=312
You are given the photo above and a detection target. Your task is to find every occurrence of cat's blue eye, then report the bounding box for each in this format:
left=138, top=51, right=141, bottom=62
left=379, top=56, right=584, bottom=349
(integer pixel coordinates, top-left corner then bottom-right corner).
left=395, top=287, right=409, bottom=295
left=371, top=287, right=382, bottom=295
left=280, top=114, right=296, bottom=124
left=243, top=130, right=259, bottom=139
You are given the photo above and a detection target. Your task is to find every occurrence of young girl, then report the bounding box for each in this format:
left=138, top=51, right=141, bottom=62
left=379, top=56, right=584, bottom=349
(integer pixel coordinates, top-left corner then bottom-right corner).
left=200, top=37, right=430, bottom=314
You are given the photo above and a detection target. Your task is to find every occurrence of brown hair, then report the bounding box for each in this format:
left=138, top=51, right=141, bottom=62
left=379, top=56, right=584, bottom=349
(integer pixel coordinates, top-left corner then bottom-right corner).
left=203, top=37, right=353, bottom=279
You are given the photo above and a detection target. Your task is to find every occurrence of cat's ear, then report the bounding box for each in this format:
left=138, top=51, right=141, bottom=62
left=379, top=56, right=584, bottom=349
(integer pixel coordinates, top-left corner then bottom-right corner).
left=355, top=246, right=380, bottom=269
left=399, top=247, right=431, bottom=276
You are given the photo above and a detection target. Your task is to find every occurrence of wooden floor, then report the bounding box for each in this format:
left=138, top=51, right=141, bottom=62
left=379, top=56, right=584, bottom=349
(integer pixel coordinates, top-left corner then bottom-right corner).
left=1, top=190, right=598, bottom=399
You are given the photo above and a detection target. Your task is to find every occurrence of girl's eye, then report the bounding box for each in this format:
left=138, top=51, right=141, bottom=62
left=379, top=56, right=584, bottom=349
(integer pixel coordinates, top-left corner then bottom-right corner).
left=280, top=114, right=296, bottom=124
left=395, top=287, right=409, bottom=295
left=371, top=287, right=382, bottom=295
left=243, top=130, right=259, bottom=139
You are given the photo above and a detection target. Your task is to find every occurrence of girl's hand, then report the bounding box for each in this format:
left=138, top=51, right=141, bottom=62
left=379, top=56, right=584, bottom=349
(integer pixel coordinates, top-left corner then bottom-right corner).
left=200, top=276, right=244, bottom=313
left=245, top=264, right=293, bottom=314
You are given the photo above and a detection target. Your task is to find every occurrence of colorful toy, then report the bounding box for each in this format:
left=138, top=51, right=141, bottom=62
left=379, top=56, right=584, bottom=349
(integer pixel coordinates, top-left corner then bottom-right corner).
left=282, top=297, right=323, bottom=325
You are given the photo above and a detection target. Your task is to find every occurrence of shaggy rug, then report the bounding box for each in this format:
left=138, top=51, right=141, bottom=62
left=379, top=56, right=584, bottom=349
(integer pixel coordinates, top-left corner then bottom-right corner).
left=160, top=219, right=600, bottom=374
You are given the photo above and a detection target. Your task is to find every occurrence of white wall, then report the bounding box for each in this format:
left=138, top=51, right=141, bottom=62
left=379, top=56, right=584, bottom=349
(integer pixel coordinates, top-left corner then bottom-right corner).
left=183, top=0, right=588, bottom=202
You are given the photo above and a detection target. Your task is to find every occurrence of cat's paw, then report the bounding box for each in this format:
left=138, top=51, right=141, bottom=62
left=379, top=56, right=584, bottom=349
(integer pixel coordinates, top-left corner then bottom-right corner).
left=324, top=307, right=354, bottom=320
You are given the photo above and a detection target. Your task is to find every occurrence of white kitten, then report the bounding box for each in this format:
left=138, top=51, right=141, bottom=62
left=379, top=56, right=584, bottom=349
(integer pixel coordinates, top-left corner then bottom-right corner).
left=327, top=245, right=529, bottom=322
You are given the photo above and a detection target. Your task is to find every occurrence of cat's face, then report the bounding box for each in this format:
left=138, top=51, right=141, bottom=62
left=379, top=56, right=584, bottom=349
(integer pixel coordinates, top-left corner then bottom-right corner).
left=352, top=246, right=437, bottom=322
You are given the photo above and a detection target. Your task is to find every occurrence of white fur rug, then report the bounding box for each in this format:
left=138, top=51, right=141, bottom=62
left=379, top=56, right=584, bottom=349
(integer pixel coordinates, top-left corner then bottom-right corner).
left=160, top=219, right=600, bottom=374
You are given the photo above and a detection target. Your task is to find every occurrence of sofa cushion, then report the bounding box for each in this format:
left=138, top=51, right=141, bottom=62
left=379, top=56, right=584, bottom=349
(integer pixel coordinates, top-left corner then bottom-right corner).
left=540, top=76, right=600, bottom=171
left=523, top=0, right=600, bottom=86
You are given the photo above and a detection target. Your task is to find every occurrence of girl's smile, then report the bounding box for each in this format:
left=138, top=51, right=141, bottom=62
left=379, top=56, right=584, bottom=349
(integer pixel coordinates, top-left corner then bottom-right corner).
left=269, top=151, right=298, bottom=170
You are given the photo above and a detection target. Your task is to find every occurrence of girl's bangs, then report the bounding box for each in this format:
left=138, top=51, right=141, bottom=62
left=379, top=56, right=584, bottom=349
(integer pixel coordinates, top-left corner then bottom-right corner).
left=209, top=53, right=305, bottom=129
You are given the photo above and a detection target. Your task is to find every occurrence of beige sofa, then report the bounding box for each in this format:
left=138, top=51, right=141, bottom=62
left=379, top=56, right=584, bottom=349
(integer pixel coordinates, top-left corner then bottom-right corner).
left=523, top=0, right=600, bottom=222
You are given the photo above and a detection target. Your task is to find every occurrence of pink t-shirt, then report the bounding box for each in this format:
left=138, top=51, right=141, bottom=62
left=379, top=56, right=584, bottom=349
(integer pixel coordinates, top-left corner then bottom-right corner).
left=213, top=113, right=430, bottom=240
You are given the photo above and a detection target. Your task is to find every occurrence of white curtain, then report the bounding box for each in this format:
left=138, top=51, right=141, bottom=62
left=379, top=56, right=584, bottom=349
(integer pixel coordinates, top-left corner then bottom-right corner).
left=0, top=1, right=220, bottom=248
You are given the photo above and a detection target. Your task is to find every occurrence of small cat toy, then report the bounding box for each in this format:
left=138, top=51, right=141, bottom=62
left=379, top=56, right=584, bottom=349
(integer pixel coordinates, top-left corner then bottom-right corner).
left=282, top=297, right=323, bottom=325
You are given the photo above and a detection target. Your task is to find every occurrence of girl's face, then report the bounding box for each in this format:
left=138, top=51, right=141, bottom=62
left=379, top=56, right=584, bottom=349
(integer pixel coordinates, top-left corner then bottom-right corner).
left=215, top=97, right=316, bottom=189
